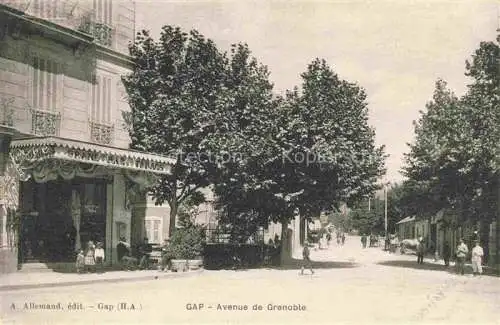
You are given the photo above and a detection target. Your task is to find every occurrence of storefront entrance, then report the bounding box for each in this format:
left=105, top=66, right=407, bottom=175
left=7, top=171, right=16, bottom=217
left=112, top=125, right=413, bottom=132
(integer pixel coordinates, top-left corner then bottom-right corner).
left=19, top=177, right=107, bottom=263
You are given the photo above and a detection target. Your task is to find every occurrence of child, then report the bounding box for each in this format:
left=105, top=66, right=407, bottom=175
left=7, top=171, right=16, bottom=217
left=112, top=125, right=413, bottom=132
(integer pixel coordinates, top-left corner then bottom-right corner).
left=300, top=241, right=314, bottom=275
left=84, top=241, right=96, bottom=273
left=75, top=249, right=85, bottom=274
left=94, top=242, right=105, bottom=273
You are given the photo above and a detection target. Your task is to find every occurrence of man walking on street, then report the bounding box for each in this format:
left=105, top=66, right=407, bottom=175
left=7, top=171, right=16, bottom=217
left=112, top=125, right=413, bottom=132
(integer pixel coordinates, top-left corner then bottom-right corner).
left=471, top=241, right=484, bottom=277
left=416, top=237, right=425, bottom=264
left=455, top=239, right=469, bottom=275
left=300, top=241, right=314, bottom=275
left=443, top=241, right=451, bottom=267
left=361, top=235, right=367, bottom=248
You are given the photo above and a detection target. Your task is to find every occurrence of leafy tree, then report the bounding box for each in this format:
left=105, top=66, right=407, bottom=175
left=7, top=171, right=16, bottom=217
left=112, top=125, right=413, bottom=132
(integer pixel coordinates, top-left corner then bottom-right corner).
left=215, top=59, right=386, bottom=262
left=122, top=26, right=227, bottom=235
left=403, top=34, right=500, bottom=253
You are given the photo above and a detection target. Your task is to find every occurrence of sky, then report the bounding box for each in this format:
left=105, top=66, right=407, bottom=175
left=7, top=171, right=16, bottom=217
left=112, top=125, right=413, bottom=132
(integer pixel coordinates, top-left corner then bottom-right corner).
left=134, top=0, right=499, bottom=182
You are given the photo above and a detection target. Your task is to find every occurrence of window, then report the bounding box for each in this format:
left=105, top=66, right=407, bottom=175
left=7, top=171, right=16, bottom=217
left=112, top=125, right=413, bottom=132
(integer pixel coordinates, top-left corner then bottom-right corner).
left=91, top=75, right=112, bottom=124
left=32, top=57, right=62, bottom=112
left=90, top=75, right=114, bottom=144
left=93, top=0, right=113, bottom=25
left=145, top=217, right=162, bottom=244
left=31, top=0, right=65, bottom=19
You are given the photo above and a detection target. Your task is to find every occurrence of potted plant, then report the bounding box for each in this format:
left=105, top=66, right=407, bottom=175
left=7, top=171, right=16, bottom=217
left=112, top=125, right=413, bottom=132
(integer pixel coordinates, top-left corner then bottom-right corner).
left=168, top=210, right=206, bottom=272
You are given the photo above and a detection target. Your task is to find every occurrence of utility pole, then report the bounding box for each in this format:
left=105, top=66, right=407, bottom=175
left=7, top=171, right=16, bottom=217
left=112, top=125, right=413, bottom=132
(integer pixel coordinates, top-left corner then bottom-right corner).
left=368, top=197, right=371, bottom=212
left=384, top=185, right=388, bottom=240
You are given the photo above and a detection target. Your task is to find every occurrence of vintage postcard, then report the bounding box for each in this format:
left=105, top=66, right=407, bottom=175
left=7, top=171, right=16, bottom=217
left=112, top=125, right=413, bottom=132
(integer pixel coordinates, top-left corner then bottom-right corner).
left=0, top=0, right=499, bottom=324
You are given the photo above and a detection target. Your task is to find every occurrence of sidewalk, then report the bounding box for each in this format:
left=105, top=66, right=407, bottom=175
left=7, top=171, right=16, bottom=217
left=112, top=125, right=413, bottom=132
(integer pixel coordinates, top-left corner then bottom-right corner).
left=0, top=268, right=204, bottom=291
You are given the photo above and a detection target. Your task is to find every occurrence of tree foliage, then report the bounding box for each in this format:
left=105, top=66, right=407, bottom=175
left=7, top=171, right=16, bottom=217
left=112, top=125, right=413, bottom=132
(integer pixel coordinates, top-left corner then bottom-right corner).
left=215, top=59, right=386, bottom=248
left=122, top=26, right=227, bottom=235
left=403, top=35, right=500, bottom=226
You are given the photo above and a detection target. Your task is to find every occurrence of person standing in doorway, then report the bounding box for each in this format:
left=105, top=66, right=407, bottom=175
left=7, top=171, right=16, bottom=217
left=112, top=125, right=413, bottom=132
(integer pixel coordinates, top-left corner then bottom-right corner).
left=455, top=239, right=469, bottom=275
left=300, top=241, right=314, bottom=275
left=471, top=241, right=484, bottom=277
left=442, top=241, right=451, bottom=267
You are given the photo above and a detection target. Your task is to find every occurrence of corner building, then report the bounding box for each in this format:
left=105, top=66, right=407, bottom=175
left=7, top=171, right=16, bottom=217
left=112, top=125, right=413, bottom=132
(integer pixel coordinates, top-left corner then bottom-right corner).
left=0, top=0, right=173, bottom=273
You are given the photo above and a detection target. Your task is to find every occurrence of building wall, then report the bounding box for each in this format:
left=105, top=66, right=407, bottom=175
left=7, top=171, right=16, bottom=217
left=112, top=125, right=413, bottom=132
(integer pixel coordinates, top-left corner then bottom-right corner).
left=0, top=1, right=134, bottom=149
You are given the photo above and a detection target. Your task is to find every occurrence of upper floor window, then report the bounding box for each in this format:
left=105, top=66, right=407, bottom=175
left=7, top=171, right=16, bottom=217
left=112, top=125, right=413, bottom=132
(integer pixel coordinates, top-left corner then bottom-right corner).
left=145, top=217, right=162, bottom=244
left=31, top=0, right=65, bottom=19
left=32, top=57, right=63, bottom=112
left=91, top=75, right=113, bottom=124
left=90, top=74, right=114, bottom=144
left=93, top=0, right=113, bottom=25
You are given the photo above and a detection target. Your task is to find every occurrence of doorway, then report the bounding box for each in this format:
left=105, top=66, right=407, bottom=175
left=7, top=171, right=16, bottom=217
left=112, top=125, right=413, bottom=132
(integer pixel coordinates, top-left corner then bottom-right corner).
left=19, top=177, right=108, bottom=263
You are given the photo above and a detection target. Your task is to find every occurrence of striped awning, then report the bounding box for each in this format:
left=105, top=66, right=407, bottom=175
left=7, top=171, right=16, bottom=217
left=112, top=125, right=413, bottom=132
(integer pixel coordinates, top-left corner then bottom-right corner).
left=9, top=136, right=175, bottom=175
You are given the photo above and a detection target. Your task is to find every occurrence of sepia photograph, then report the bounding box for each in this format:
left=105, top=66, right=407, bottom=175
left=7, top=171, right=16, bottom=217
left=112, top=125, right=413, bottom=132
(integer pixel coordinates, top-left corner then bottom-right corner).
left=0, top=0, right=499, bottom=324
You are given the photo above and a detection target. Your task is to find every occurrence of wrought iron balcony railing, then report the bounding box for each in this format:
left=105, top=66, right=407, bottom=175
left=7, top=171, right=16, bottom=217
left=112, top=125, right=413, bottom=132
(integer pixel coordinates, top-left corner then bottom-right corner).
left=31, top=109, right=61, bottom=136
left=78, top=21, right=114, bottom=47
left=90, top=121, right=114, bottom=145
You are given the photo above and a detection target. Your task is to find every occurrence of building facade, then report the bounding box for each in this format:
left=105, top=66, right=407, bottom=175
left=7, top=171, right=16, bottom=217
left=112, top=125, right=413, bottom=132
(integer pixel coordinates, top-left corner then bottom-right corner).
left=0, top=0, right=173, bottom=273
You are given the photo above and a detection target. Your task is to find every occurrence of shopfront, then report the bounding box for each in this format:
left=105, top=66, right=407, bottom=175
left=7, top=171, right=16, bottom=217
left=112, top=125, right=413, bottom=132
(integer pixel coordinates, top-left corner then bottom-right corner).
left=8, top=137, right=173, bottom=269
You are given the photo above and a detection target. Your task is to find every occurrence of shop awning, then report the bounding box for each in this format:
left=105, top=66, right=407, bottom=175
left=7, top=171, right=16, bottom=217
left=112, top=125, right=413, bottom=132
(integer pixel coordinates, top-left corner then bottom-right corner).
left=9, top=137, right=175, bottom=177
left=396, top=216, right=416, bottom=225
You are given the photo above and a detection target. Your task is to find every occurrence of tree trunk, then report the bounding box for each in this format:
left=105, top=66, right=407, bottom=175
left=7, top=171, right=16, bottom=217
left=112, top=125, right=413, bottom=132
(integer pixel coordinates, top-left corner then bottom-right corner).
left=280, top=218, right=289, bottom=266
left=168, top=199, right=178, bottom=237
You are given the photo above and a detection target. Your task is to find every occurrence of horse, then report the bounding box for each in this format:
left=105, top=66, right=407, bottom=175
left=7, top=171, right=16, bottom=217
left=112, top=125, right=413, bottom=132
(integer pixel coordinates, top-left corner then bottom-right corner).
left=400, top=238, right=420, bottom=255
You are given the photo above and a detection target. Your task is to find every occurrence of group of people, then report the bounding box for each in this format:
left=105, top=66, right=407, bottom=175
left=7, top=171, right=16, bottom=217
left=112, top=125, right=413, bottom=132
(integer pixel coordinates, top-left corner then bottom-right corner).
left=414, top=237, right=484, bottom=276
left=453, top=239, right=484, bottom=276
left=360, top=234, right=380, bottom=248
left=116, top=237, right=174, bottom=272
left=75, top=240, right=105, bottom=273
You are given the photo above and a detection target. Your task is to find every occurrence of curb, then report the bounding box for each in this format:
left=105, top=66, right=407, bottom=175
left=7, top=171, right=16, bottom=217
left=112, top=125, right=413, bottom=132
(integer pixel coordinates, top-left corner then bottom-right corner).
left=0, top=269, right=204, bottom=292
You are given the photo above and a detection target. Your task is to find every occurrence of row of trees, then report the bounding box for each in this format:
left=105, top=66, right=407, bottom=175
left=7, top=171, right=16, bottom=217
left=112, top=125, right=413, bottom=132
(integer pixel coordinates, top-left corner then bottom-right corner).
left=122, top=25, right=386, bottom=245
left=402, top=33, right=499, bottom=232
left=349, top=33, right=499, bottom=241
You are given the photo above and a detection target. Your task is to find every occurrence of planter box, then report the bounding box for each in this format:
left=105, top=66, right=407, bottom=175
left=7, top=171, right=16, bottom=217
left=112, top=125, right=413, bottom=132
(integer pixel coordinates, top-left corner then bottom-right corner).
left=170, top=259, right=188, bottom=272
left=187, top=259, right=203, bottom=270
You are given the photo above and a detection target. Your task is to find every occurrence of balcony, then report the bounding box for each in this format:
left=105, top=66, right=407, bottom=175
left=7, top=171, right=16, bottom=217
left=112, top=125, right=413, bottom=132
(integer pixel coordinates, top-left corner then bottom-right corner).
left=78, top=20, right=114, bottom=47
left=1, top=0, right=94, bottom=31
left=31, top=109, right=60, bottom=136
left=90, top=121, right=114, bottom=145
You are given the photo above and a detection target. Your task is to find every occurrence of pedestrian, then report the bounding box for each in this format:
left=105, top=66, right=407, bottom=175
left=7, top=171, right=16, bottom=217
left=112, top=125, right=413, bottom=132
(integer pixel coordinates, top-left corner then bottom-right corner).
left=94, top=242, right=105, bottom=273
left=75, top=249, right=85, bottom=274
left=361, top=235, right=367, bottom=248
left=341, top=233, right=346, bottom=246
left=455, top=239, right=469, bottom=275
left=300, top=241, right=314, bottom=275
left=84, top=240, right=96, bottom=273
left=416, top=237, right=425, bottom=264
left=471, top=241, right=484, bottom=277
left=443, top=241, right=451, bottom=267
left=139, top=237, right=151, bottom=270
left=160, top=239, right=172, bottom=271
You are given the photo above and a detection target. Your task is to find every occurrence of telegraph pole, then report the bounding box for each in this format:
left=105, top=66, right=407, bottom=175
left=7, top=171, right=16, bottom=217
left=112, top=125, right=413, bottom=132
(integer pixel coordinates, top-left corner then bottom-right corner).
left=384, top=185, right=388, bottom=239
